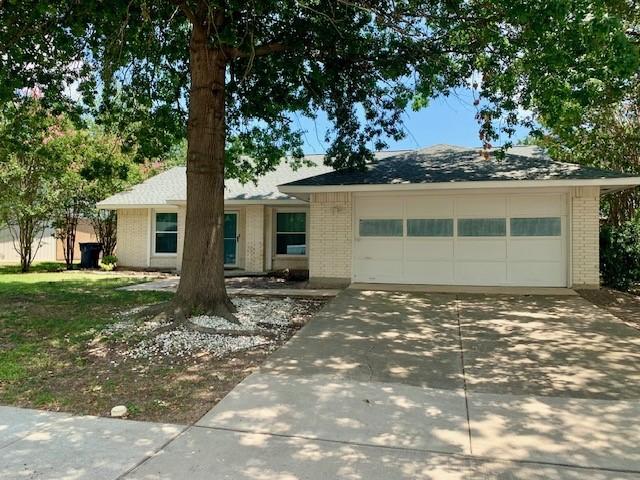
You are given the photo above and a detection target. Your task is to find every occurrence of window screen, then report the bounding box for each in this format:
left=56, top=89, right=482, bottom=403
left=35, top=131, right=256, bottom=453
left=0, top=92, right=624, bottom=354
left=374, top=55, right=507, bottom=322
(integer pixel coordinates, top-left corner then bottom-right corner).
left=510, top=217, right=561, bottom=236
left=276, top=212, right=306, bottom=255
left=359, top=219, right=403, bottom=237
left=155, top=212, right=178, bottom=253
left=457, top=218, right=506, bottom=237
left=407, top=219, right=453, bottom=237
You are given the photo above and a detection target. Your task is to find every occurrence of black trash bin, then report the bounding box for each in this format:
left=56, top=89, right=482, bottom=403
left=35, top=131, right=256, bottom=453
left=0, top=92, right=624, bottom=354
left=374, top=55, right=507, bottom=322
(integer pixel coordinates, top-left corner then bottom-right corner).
left=79, top=242, right=102, bottom=269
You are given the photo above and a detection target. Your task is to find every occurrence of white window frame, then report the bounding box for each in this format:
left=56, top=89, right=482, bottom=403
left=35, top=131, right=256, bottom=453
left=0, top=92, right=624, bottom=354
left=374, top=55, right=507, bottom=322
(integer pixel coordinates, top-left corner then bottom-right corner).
left=223, top=210, right=239, bottom=267
left=274, top=208, right=308, bottom=257
left=152, top=210, right=178, bottom=256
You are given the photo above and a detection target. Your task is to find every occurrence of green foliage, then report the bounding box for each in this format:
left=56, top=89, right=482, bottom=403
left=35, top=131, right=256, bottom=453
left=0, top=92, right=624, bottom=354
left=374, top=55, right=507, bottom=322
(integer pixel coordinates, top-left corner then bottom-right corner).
left=1, top=1, right=637, bottom=169
left=533, top=8, right=640, bottom=225
left=0, top=99, right=73, bottom=271
left=600, top=221, right=640, bottom=291
left=99, top=255, right=118, bottom=271
left=538, top=77, right=640, bottom=225
left=0, top=98, right=140, bottom=271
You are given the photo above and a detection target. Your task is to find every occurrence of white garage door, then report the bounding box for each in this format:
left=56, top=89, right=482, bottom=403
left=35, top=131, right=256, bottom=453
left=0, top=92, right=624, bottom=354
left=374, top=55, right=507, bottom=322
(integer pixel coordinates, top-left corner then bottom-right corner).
left=353, top=193, right=568, bottom=287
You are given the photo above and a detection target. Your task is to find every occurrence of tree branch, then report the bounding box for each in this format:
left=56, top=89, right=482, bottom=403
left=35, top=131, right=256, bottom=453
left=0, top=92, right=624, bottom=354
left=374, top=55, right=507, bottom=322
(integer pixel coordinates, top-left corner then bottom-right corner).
left=227, top=43, right=288, bottom=59
left=170, top=0, right=199, bottom=26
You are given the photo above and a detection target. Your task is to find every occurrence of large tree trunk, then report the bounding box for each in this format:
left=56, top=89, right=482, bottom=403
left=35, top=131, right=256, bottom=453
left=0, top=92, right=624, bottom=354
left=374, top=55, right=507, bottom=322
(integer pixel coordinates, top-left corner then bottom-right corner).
left=175, top=27, right=236, bottom=320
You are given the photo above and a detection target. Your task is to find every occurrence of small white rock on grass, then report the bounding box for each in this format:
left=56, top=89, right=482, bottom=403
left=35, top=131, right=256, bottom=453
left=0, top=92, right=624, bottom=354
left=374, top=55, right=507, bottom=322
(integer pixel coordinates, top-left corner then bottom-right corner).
left=110, top=405, right=128, bottom=418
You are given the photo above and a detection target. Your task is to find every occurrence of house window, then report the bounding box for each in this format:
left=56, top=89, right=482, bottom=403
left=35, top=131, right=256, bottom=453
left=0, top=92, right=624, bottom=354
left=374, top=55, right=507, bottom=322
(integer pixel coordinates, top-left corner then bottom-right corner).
left=155, top=212, right=178, bottom=254
left=510, top=217, right=561, bottom=236
left=359, top=219, right=403, bottom=237
left=457, top=218, right=506, bottom=237
left=407, top=219, right=453, bottom=237
left=276, top=212, right=306, bottom=255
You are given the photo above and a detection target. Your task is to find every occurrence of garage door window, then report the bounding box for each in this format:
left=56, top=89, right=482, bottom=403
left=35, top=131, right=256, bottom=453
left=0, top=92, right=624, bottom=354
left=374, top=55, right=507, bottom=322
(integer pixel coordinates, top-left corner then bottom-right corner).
left=276, top=212, right=306, bottom=255
left=510, top=217, right=561, bottom=236
left=407, top=219, right=453, bottom=237
left=359, top=219, right=403, bottom=237
left=458, top=218, right=506, bottom=237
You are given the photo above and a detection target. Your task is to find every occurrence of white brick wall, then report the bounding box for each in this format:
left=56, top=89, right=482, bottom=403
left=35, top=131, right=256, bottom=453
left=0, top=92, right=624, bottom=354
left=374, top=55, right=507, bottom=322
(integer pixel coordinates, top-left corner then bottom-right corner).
left=116, top=209, right=149, bottom=268
left=244, top=204, right=265, bottom=272
left=309, top=192, right=352, bottom=284
left=571, top=186, right=600, bottom=288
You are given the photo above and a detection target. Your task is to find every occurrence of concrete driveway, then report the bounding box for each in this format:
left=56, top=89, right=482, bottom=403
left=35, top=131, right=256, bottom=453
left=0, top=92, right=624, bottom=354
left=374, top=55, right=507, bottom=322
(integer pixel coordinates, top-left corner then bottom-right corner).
left=122, top=289, right=640, bottom=479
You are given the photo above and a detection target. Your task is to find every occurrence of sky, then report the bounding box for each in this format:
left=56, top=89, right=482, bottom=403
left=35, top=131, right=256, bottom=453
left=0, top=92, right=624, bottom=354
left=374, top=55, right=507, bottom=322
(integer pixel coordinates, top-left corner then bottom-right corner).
left=294, top=89, right=530, bottom=155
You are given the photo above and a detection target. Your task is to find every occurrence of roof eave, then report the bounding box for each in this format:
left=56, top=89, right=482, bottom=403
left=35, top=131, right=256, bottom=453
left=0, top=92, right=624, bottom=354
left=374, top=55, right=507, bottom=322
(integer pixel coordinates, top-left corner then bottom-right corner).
left=278, top=177, right=640, bottom=195
left=97, top=198, right=310, bottom=209
left=95, top=202, right=174, bottom=210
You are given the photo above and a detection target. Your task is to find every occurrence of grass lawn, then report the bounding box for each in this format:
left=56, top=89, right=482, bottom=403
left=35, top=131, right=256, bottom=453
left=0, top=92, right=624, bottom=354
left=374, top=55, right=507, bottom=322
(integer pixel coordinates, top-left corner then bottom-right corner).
left=0, top=268, right=321, bottom=423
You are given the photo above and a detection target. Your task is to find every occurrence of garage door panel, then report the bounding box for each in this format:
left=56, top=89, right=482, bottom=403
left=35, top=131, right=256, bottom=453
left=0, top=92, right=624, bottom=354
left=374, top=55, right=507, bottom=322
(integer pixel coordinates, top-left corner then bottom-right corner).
left=356, top=197, right=403, bottom=217
left=355, top=239, right=403, bottom=260
left=455, top=239, right=507, bottom=261
left=454, top=262, right=507, bottom=285
left=355, top=259, right=404, bottom=282
left=456, top=196, right=506, bottom=217
left=509, top=195, right=566, bottom=216
left=508, top=262, right=565, bottom=286
left=405, top=197, right=454, bottom=217
left=404, top=261, right=455, bottom=284
left=404, top=239, right=453, bottom=261
left=508, top=238, right=564, bottom=262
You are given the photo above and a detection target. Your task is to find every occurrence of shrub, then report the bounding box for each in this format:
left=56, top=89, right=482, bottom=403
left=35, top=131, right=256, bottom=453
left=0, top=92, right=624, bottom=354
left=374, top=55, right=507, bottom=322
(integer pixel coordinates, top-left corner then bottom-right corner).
left=600, top=222, right=640, bottom=291
left=99, top=255, right=118, bottom=272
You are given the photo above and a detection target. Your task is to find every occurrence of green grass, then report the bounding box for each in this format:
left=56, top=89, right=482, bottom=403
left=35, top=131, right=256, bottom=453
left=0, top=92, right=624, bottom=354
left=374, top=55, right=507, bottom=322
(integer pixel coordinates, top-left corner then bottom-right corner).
left=0, top=261, right=69, bottom=275
left=0, top=271, right=172, bottom=385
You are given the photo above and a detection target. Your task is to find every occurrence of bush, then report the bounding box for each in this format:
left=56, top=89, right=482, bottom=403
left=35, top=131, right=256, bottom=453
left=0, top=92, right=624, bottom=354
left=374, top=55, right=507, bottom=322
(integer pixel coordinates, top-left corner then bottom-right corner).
left=600, top=222, right=640, bottom=291
left=99, top=255, right=118, bottom=272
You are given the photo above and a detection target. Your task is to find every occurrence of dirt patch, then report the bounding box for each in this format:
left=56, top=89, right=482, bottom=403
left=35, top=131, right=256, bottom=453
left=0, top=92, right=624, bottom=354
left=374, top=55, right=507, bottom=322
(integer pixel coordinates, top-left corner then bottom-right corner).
left=578, top=287, right=640, bottom=331
left=10, top=344, right=278, bottom=424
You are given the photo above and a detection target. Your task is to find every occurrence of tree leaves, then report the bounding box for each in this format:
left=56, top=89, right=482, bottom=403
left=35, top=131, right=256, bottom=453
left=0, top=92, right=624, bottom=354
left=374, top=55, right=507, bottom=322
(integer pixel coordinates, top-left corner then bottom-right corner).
left=1, top=0, right=638, bottom=172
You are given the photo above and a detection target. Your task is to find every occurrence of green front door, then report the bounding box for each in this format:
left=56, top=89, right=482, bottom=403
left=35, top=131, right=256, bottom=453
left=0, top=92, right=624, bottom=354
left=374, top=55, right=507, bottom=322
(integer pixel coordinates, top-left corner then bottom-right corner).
left=224, top=213, right=237, bottom=266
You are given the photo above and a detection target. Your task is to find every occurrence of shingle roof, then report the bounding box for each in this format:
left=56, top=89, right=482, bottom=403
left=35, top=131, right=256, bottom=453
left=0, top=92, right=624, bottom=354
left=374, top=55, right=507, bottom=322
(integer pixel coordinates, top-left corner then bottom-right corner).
left=98, top=144, right=637, bottom=208
left=97, top=150, right=409, bottom=207
left=280, top=144, right=636, bottom=188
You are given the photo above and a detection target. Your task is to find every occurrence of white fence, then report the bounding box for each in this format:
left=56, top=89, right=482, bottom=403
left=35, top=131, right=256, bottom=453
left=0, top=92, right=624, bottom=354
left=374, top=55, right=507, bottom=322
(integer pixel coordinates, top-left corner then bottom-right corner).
left=0, top=226, right=58, bottom=263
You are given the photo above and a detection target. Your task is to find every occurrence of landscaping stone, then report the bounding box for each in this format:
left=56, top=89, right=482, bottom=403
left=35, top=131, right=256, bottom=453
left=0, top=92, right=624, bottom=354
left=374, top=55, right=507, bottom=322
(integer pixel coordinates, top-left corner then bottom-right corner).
left=111, top=405, right=128, bottom=418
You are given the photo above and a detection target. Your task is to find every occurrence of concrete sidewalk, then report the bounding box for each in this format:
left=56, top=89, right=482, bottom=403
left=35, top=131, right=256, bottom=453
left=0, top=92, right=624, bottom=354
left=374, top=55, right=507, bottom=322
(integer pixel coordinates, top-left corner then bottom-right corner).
left=0, top=406, right=184, bottom=479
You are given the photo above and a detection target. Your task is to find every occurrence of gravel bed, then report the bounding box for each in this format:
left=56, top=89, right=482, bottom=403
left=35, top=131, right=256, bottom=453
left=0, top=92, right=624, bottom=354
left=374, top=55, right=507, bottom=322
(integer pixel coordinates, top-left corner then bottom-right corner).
left=99, top=297, right=323, bottom=359
left=188, top=297, right=322, bottom=330
left=127, top=328, right=270, bottom=359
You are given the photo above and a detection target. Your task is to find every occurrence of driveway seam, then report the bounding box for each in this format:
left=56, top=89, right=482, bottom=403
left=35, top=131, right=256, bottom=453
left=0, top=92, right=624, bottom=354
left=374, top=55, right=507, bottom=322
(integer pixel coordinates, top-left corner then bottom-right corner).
left=454, top=294, right=473, bottom=455
left=117, top=392, right=239, bottom=479
left=194, top=424, right=640, bottom=475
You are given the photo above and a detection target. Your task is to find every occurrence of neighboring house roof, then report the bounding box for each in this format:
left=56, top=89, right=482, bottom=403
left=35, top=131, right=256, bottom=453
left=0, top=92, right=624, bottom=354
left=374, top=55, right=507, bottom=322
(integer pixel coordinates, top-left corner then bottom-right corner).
left=96, top=150, right=409, bottom=209
left=281, top=144, right=637, bottom=187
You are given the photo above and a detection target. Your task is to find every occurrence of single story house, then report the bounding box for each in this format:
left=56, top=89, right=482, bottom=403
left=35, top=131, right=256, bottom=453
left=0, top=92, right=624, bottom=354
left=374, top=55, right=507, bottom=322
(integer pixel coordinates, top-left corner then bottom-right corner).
left=97, top=144, right=640, bottom=288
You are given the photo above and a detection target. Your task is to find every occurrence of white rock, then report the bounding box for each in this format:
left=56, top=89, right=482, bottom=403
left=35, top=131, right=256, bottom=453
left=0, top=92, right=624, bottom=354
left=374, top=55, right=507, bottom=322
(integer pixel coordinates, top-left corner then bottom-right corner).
left=111, top=405, right=128, bottom=418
